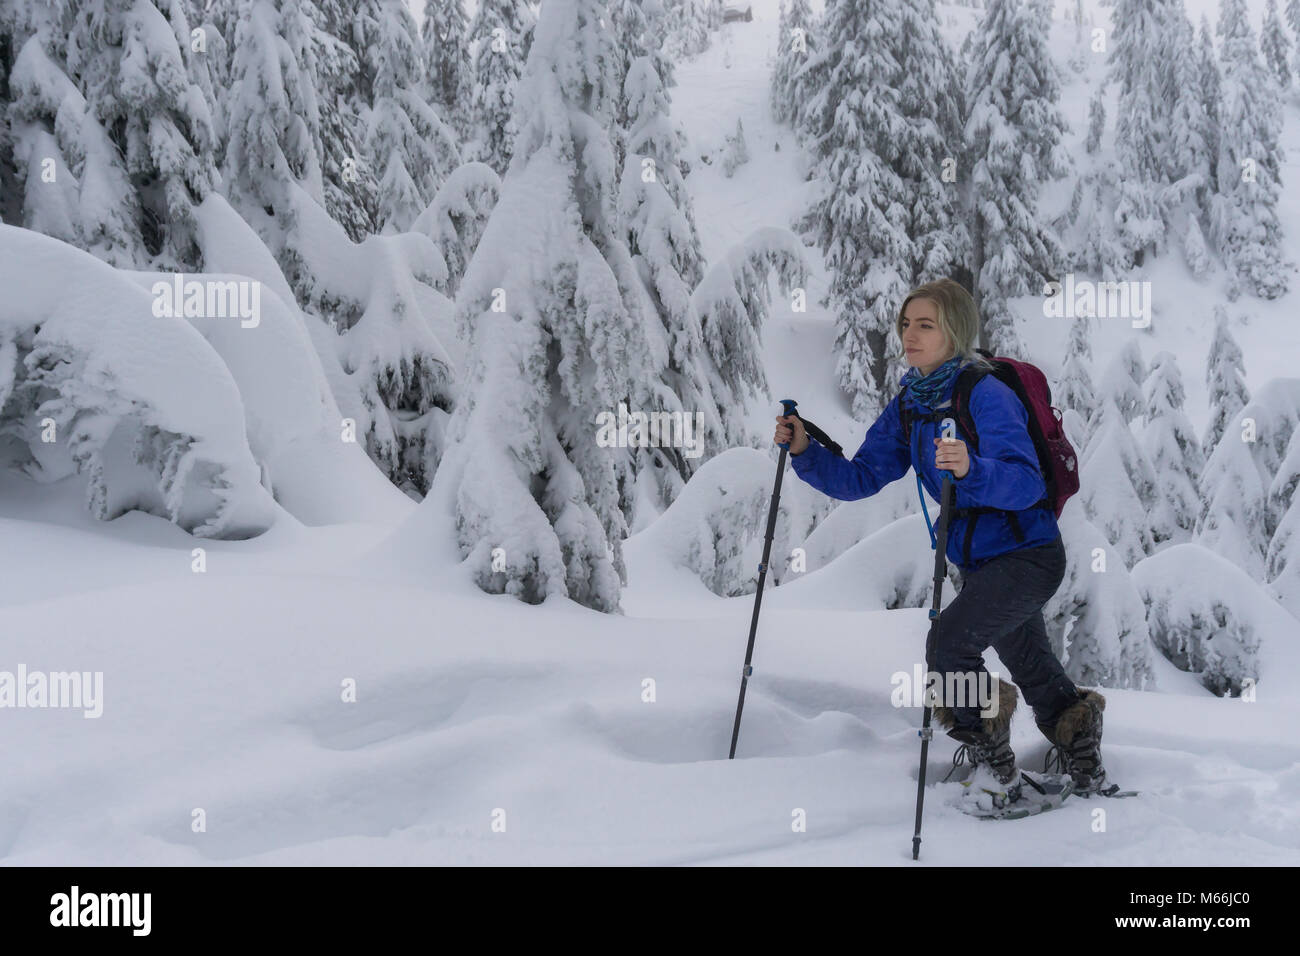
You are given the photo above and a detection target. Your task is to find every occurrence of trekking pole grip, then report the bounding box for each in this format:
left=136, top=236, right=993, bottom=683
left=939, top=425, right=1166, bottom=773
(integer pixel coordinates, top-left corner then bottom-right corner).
left=777, top=398, right=798, bottom=449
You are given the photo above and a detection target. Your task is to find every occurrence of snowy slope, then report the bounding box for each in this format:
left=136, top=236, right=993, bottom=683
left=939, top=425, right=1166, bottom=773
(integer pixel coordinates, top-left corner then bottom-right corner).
left=1, top=0, right=1298, bottom=868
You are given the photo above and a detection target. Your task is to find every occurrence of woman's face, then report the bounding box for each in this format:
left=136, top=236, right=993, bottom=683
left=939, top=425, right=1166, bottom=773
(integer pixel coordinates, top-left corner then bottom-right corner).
left=901, top=298, right=954, bottom=376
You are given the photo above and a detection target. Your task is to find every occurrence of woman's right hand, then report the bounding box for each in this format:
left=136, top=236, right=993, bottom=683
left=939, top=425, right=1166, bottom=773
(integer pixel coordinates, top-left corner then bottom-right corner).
left=774, top=414, right=809, bottom=455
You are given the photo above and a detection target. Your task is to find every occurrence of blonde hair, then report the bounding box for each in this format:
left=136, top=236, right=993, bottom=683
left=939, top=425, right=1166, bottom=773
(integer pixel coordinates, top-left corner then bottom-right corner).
left=894, top=278, right=993, bottom=372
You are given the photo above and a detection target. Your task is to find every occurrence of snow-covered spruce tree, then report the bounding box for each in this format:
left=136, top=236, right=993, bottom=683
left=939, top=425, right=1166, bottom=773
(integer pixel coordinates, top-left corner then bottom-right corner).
left=367, top=0, right=460, bottom=233
left=428, top=0, right=654, bottom=612
left=62, top=0, right=219, bottom=271
left=721, top=116, right=749, bottom=177
left=796, top=0, right=913, bottom=421
left=1213, top=0, right=1288, bottom=299
left=1266, top=428, right=1300, bottom=616
left=633, top=447, right=827, bottom=596
left=159, top=1, right=228, bottom=176
left=311, top=0, right=381, bottom=242
left=1079, top=397, right=1160, bottom=567
left=1142, top=350, right=1203, bottom=539
left=1105, top=0, right=1175, bottom=267
left=692, top=227, right=808, bottom=450
left=1262, top=0, right=1291, bottom=88
left=963, top=0, right=1067, bottom=358
left=1068, top=163, right=1130, bottom=276
left=770, top=0, right=816, bottom=128
left=6, top=26, right=145, bottom=267
left=1289, top=0, right=1300, bottom=82
left=662, top=0, right=709, bottom=60
left=1133, top=544, right=1272, bottom=696
left=1057, top=314, right=1099, bottom=438
left=221, top=0, right=326, bottom=237
left=422, top=0, right=473, bottom=143
left=706, top=0, right=724, bottom=30
left=1044, top=501, right=1156, bottom=689
left=4, top=21, right=81, bottom=244
left=896, top=0, right=970, bottom=284
left=1196, top=419, right=1270, bottom=578
left=410, top=161, right=502, bottom=301
left=1084, top=88, right=1105, bottom=153
left=1096, top=337, right=1147, bottom=427
left=615, top=54, right=722, bottom=515
left=609, top=0, right=676, bottom=176
left=1166, top=6, right=1214, bottom=275
left=1197, top=13, right=1221, bottom=199
left=467, top=0, right=531, bottom=176
left=1203, top=304, right=1250, bottom=450
left=0, top=225, right=277, bottom=538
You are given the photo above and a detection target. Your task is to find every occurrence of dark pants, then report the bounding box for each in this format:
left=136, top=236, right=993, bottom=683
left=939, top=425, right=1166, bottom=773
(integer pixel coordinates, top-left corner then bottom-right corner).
left=928, top=535, right=1079, bottom=732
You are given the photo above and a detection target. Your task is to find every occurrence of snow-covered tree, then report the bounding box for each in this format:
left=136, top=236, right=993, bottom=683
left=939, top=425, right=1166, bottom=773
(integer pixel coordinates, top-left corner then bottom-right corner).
left=1079, top=397, right=1159, bottom=567
left=63, top=0, right=219, bottom=270
left=796, top=0, right=913, bottom=420
left=634, top=447, right=827, bottom=595
left=1106, top=0, right=1175, bottom=265
left=1266, top=426, right=1300, bottom=616
left=0, top=225, right=278, bottom=538
left=616, top=53, right=718, bottom=513
left=1203, top=305, right=1250, bottom=450
left=721, top=116, right=749, bottom=177
left=1045, top=501, right=1157, bottom=689
left=426, top=0, right=653, bottom=612
left=692, top=227, right=808, bottom=447
left=771, top=0, right=816, bottom=128
left=895, top=0, right=969, bottom=288
left=1196, top=421, right=1270, bottom=578
left=467, top=0, right=532, bottom=176
left=963, top=0, right=1066, bottom=358
left=1166, top=6, right=1214, bottom=274
left=221, top=0, right=326, bottom=229
left=609, top=0, right=675, bottom=174
left=1213, top=0, right=1288, bottom=299
left=1057, top=315, right=1099, bottom=434
left=422, top=0, right=473, bottom=143
left=1133, top=544, right=1274, bottom=695
left=1084, top=88, right=1105, bottom=153
left=1262, top=0, right=1291, bottom=88
left=1197, top=13, right=1221, bottom=198
left=663, top=0, right=710, bottom=60
left=312, top=0, right=382, bottom=241
left=1142, top=351, right=1202, bottom=539
left=1288, top=0, right=1300, bottom=81
left=7, top=29, right=144, bottom=267
left=367, top=0, right=460, bottom=233
left=1096, top=338, right=1147, bottom=427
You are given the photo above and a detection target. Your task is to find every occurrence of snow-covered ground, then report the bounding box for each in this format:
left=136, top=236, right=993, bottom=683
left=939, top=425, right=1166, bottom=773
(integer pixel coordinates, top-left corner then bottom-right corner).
left=2, top=1, right=1298, bottom=865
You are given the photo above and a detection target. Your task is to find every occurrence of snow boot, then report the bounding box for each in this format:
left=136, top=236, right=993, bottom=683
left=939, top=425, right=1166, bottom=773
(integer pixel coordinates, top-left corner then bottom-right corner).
left=934, top=678, right=1020, bottom=795
left=1037, top=688, right=1111, bottom=795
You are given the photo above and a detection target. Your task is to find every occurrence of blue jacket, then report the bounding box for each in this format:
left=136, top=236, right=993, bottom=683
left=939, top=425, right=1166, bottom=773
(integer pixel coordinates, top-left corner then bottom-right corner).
left=790, top=369, right=1060, bottom=573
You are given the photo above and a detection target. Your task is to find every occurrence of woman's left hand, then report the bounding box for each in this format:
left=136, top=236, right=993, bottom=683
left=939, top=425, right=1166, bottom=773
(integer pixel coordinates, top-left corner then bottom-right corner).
left=933, top=436, right=970, bottom=479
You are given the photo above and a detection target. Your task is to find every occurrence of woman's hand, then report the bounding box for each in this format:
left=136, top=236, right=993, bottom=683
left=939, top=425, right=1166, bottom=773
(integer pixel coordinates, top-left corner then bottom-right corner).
left=934, top=435, right=970, bottom=479
left=775, top=415, right=809, bottom=455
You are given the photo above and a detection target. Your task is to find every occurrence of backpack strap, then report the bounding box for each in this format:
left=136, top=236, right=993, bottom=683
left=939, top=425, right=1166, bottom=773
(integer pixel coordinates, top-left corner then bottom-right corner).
left=901, top=363, right=1050, bottom=567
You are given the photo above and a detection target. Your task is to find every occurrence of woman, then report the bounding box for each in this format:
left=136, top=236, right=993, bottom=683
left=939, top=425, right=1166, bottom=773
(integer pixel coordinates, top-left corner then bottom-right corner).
left=774, top=278, right=1109, bottom=804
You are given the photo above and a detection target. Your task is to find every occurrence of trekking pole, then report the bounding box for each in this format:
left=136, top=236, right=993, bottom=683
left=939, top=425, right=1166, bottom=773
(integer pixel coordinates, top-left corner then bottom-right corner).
left=729, top=398, right=798, bottom=759
left=912, top=418, right=958, bottom=860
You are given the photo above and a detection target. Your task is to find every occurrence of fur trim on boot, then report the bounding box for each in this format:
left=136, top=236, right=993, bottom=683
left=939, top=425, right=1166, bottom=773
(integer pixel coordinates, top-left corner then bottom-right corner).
left=1040, top=689, right=1105, bottom=746
left=931, top=678, right=1018, bottom=735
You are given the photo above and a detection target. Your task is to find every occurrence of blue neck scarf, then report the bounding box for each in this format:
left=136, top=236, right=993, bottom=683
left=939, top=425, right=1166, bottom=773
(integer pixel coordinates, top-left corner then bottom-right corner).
left=900, top=355, right=966, bottom=409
